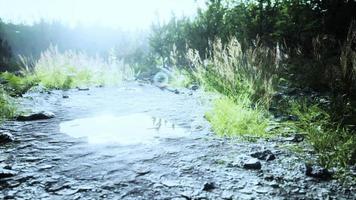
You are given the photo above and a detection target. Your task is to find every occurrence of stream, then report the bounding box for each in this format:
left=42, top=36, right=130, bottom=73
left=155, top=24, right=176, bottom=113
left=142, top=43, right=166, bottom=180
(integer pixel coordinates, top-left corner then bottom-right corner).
left=0, top=82, right=355, bottom=199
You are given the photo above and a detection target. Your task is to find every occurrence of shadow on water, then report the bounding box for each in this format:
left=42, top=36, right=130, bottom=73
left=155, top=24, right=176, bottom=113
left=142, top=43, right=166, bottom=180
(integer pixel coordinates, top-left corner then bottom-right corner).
left=60, top=113, right=188, bottom=145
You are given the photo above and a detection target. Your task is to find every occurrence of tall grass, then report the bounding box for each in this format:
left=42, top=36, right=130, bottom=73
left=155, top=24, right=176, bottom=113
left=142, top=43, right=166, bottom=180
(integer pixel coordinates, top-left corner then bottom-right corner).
left=188, top=38, right=279, bottom=106
left=186, top=38, right=278, bottom=139
left=24, top=46, right=135, bottom=89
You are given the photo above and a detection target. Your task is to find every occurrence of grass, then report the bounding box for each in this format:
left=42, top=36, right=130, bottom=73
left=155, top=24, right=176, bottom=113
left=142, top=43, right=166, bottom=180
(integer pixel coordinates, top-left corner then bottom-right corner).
left=23, top=46, right=135, bottom=89
left=287, top=101, right=356, bottom=169
left=205, top=96, right=271, bottom=139
left=188, top=36, right=355, bottom=177
left=0, top=87, right=16, bottom=121
left=0, top=72, right=37, bottom=96
left=0, top=46, right=135, bottom=124
left=188, top=38, right=279, bottom=107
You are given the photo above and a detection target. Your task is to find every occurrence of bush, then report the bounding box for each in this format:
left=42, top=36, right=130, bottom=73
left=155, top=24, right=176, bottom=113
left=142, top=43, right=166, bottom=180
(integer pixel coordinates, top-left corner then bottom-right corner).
left=205, top=97, right=270, bottom=139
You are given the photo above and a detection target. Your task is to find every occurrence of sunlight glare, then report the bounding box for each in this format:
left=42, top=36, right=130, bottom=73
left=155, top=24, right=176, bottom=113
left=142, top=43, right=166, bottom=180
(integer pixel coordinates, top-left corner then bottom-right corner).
left=0, top=0, right=205, bottom=29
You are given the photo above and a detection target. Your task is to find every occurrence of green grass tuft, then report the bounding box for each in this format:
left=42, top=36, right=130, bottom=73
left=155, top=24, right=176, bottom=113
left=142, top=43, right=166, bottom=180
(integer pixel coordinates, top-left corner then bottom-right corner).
left=188, top=38, right=279, bottom=107
left=288, top=101, right=356, bottom=169
left=206, top=97, right=270, bottom=139
left=0, top=72, right=38, bottom=96
left=0, top=87, right=17, bottom=121
left=27, top=46, right=135, bottom=89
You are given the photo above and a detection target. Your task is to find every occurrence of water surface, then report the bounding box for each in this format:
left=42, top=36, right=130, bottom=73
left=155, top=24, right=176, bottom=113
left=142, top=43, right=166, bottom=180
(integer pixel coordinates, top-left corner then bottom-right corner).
left=60, top=113, right=188, bottom=145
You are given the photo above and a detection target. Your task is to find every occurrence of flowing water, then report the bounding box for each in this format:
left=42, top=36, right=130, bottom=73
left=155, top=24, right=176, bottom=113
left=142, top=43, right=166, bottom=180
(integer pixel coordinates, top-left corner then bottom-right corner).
left=0, top=83, right=354, bottom=199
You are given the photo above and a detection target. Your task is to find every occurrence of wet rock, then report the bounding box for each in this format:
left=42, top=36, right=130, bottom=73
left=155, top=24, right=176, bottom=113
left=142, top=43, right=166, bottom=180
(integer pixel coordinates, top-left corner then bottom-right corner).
left=77, top=87, right=90, bottom=91
left=287, top=115, right=299, bottom=121
left=243, top=158, right=262, bottom=170
left=251, top=150, right=276, bottom=161
left=62, top=95, right=69, bottom=99
left=267, top=180, right=279, bottom=188
left=76, top=185, right=94, bottom=192
left=202, top=182, right=216, bottom=191
left=16, top=111, right=55, bottom=121
left=134, top=169, right=151, bottom=176
left=190, top=85, right=199, bottom=91
left=0, top=168, right=17, bottom=179
left=284, top=134, right=304, bottom=143
left=304, top=164, right=332, bottom=180
left=0, top=131, right=14, bottom=144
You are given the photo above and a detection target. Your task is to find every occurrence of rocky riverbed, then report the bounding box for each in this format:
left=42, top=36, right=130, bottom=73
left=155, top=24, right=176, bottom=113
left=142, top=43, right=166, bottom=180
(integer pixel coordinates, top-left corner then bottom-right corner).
left=0, top=83, right=355, bottom=199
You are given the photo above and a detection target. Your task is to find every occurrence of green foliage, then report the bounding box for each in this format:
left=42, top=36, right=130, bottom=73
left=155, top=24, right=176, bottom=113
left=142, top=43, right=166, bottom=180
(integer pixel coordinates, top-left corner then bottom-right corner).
left=288, top=101, right=356, bottom=168
left=206, top=97, right=270, bottom=139
left=148, top=0, right=356, bottom=98
left=0, top=72, right=38, bottom=96
left=188, top=38, right=278, bottom=106
left=30, top=46, right=135, bottom=89
left=0, top=87, right=16, bottom=121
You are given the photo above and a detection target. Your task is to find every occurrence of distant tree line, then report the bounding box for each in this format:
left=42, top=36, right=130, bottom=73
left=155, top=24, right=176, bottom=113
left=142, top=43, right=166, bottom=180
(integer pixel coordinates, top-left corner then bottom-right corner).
left=0, top=20, right=154, bottom=72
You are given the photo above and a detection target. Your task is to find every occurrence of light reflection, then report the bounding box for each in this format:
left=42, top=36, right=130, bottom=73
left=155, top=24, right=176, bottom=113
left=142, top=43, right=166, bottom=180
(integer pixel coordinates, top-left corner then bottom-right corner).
left=60, top=113, right=188, bottom=145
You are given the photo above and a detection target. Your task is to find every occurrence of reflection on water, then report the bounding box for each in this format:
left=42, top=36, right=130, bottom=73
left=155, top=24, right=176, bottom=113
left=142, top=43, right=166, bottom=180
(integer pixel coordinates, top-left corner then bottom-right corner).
left=60, top=113, right=188, bottom=145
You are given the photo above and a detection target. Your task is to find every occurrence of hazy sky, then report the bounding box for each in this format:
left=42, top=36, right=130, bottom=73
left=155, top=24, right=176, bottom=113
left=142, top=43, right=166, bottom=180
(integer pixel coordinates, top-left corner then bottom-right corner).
left=0, top=0, right=205, bottom=29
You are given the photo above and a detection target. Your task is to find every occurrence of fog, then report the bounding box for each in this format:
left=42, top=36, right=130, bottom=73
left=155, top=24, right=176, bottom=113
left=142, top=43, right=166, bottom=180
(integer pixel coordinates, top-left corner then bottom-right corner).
left=0, top=0, right=205, bottom=29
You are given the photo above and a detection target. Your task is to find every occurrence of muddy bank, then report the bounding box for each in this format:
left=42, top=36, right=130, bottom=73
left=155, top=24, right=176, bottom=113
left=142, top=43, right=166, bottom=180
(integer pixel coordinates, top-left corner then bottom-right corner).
left=0, top=83, right=355, bottom=199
